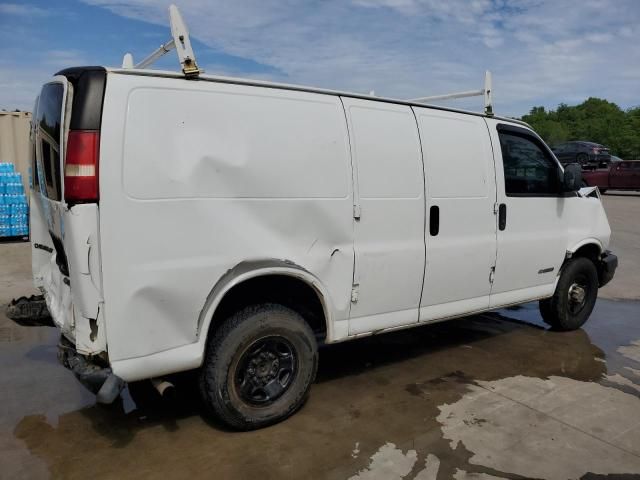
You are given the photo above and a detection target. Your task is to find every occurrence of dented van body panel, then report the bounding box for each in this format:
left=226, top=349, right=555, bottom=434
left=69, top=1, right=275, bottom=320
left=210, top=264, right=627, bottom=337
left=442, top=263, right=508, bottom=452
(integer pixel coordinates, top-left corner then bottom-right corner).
left=97, top=73, right=355, bottom=370
left=30, top=192, right=106, bottom=354
left=28, top=66, right=616, bottom=391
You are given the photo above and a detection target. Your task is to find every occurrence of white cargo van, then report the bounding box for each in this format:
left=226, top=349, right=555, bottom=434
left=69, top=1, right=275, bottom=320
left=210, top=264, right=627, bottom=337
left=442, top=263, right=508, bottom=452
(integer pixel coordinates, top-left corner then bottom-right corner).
left=21, top=15, right=617, bottom=428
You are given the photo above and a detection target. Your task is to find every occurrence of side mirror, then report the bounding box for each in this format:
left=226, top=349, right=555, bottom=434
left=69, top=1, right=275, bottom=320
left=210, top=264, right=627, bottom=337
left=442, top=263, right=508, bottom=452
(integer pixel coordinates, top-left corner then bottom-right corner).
left=563, top=163, right=582, bottom=191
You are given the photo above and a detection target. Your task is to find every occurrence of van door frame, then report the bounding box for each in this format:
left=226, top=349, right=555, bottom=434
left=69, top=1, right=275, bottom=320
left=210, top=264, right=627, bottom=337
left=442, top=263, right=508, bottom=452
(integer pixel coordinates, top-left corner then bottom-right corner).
left=487, top=120, right=569, bottom=307
left=341, top=97, right=426, bottom=335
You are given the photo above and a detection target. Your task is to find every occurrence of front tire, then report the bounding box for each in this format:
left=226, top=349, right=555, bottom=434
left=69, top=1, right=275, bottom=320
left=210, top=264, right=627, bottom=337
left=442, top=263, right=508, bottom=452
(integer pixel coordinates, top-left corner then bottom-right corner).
left=199, top=304, right=318, bottom=430
left=539, top=257, right=599, bottom=331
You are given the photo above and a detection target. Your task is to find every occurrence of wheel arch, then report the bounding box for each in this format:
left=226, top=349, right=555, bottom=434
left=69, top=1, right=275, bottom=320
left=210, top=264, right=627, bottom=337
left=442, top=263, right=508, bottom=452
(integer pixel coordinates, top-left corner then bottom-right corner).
left=558, top=240, right=606, bottom=288
left=567, top=239, right=604, bottom=262
left=197, top=260, right=334, bottom=348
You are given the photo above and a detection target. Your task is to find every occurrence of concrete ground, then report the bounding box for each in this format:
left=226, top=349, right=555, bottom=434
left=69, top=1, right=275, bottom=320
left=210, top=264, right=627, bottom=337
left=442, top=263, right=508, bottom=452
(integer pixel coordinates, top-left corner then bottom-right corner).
left=1, top=193, right=639, bottom=480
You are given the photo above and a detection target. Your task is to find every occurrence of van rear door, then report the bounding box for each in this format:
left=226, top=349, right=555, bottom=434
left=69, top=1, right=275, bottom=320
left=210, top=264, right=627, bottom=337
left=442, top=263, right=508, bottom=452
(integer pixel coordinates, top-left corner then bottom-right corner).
left=31, top=77, right=74, bottom=335
left=30, top=71, right=106, bottom=354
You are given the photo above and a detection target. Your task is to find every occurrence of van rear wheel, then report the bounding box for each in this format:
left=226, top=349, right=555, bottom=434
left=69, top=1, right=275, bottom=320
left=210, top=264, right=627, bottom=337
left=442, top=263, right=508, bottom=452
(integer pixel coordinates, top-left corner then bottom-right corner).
left=539, top=257, right=598, bottom=331
left=199, top=304, right=318, bottom=430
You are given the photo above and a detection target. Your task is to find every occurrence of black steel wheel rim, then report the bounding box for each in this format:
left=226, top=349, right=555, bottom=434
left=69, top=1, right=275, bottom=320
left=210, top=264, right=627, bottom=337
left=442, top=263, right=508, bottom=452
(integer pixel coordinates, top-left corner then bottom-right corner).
left=234, top=336, right=297, bottom=406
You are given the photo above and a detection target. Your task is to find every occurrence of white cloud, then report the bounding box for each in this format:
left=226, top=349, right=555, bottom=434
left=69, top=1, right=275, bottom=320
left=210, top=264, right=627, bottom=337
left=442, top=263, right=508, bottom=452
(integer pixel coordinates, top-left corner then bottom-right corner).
left=0, top=48, right=88, bottom=110
left=0, top=3, right=50, bottom=16
left=2, top=0, right=639, bottom=115
left=77, top=0, right=639, bottom=116
left=43, top=50, right=88, bottom=66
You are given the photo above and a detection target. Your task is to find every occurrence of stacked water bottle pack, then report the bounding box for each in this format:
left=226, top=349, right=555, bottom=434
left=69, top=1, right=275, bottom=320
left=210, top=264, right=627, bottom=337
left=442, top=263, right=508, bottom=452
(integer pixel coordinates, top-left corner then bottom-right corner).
left=0, top=162, right=29, bottom=237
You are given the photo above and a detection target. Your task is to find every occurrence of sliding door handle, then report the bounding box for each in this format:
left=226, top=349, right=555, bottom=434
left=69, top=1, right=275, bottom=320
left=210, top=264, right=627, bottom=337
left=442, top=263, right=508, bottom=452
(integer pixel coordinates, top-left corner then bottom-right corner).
left=429, top=205, right=440, bottom=236
left=498, top=203, right=507, bottom=231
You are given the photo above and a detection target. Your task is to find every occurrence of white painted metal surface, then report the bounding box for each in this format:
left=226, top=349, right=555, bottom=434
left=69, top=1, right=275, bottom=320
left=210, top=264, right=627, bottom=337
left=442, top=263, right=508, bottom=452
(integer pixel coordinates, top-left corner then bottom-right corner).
left=341, top=98, right=425, bottom=335
left=29, top=67, right=613, bottom=383
left=484, top=118, right=610, bottom=308
left=414, top=108, right=497, bottom=321
left=100, top=73, right=354, bottom=364
left=30, top=77, right=106, bottom=354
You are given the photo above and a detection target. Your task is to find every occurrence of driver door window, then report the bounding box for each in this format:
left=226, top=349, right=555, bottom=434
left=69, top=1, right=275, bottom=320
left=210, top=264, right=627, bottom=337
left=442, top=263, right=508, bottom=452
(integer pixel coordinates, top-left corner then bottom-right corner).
left=498, top=132, right=560, bottom=196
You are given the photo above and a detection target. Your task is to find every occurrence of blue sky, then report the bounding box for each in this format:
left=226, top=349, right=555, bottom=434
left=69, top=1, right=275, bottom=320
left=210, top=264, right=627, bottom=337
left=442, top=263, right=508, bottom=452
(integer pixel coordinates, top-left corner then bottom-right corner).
left=1, top=0, right=639, bottom=117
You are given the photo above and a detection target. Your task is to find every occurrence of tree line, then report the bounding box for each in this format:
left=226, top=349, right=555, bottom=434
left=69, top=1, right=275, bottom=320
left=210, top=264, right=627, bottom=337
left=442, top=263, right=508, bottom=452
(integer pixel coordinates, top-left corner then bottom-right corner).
left=521, top=98, right=640, bottom=160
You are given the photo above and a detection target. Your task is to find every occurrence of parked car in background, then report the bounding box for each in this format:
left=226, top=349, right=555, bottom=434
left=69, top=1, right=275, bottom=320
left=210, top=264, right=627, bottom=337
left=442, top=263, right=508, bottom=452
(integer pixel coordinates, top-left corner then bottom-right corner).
left=552, top=141, right=611, bottom=168
left=611, top=155, right=623, bottom=162
left=582, top=161, right=640, bottom=193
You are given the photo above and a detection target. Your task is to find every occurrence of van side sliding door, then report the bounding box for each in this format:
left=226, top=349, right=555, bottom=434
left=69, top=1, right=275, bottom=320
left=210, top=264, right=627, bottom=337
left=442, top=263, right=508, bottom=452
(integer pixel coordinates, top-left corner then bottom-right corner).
left=342, top=98, right=426, bottom=335
left=413, top=108, right=498, bottom=321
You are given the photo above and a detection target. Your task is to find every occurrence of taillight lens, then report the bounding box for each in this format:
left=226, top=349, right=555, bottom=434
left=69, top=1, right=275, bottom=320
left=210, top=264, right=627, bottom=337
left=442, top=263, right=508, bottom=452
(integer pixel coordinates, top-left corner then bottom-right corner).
left=65, top=130, right=99, bottom=202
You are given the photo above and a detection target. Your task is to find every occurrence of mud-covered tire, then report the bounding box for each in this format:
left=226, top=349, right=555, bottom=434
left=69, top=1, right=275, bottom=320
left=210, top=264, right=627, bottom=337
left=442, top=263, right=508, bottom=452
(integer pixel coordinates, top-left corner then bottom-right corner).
left=539, top=257, right=599, bottom=331
left=199, top=304, right=318, bottom=430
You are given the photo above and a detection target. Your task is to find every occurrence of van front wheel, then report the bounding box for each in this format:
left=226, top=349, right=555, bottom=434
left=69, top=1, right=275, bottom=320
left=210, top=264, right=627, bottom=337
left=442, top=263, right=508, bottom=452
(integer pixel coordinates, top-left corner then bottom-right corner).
left=199, top=304, right=318, bottom=430
left=539, top=257, right=598, bottom=331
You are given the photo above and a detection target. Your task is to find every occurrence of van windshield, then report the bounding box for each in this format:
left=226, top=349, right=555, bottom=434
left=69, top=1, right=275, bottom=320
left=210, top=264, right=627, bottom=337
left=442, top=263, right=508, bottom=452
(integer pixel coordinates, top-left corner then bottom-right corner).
left=35, top=83, right=64, bottom=201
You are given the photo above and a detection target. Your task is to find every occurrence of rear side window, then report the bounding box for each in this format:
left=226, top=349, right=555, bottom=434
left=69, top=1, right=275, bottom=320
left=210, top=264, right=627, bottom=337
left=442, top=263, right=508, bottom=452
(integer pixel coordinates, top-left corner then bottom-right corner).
left=36, top=83, right=64, bottom=200
left=498, top=132, right=560, bottom=196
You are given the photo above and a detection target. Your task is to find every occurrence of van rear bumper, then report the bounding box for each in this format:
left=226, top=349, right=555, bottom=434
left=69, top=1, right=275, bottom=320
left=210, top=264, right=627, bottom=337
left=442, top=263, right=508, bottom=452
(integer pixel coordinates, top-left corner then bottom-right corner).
left=58, top=335, right=124, bottom=404
left=598, top=251, right=618, bottom=287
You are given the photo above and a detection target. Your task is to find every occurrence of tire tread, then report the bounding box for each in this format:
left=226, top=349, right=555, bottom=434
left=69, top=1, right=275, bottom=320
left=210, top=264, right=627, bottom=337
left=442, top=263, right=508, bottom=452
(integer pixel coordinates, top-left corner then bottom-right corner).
left=199, top=303, right=317, bottom=430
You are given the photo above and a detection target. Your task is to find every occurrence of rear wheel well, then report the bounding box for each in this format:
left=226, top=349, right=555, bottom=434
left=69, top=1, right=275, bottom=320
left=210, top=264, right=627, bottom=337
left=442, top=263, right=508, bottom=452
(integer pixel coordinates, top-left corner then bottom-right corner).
left=209, top=275, right=327, bottom=344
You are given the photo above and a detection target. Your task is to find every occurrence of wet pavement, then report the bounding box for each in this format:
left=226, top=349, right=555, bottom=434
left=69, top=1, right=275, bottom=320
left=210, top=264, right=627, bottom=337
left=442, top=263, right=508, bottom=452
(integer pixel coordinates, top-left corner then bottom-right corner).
left=1, top=194, right=640, bottom=479
left=1, top=251, right=640, bottom=479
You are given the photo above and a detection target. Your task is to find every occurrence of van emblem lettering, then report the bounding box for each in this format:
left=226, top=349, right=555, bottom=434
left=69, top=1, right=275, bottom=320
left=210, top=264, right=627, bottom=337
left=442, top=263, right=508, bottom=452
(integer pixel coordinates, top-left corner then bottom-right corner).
left=34, top=243, right=54, bottom=253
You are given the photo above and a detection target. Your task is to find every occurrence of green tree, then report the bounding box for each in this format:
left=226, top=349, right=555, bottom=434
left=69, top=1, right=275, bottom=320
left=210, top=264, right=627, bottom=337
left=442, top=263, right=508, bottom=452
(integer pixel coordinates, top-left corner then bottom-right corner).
left=521, top=98, right=640, bottom=159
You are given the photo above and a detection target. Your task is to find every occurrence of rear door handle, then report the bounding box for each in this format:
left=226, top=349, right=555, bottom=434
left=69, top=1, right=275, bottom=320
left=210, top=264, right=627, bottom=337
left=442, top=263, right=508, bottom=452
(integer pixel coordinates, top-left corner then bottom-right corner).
left=498, top=203, right=507, bottom=231
left=429, top=205, right=439, bottom=236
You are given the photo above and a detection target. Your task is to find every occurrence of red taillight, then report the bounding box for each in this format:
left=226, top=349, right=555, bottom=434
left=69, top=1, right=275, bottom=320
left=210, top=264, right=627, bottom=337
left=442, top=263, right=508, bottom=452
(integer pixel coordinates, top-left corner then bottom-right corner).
left=65, top=130, right=99, bottom=202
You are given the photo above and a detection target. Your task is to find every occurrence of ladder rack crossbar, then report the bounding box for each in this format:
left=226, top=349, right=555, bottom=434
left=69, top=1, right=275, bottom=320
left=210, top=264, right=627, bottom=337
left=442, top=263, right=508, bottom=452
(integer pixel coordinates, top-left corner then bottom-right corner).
left=411, top=89, right=484, bottom=103
left=135, top=39, right=176, bottom=70
left=410, top=70, right=493, bottom=116
left=122, top=4, right=200, bottom=78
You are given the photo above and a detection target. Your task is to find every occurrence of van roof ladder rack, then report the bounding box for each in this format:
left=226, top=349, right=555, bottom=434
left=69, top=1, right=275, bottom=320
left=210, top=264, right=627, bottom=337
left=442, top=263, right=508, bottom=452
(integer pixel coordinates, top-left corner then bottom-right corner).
left=121, top=4, right=200, bottom=78
left=410, top=70, right=493, bottom=116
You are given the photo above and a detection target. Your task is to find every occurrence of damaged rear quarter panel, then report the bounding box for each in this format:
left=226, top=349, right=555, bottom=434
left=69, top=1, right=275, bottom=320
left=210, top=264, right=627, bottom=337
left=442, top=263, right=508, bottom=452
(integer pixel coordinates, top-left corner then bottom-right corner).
left=64, top=204, right=106, bottom=354
left=99, top=74, right=355, bottom=365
